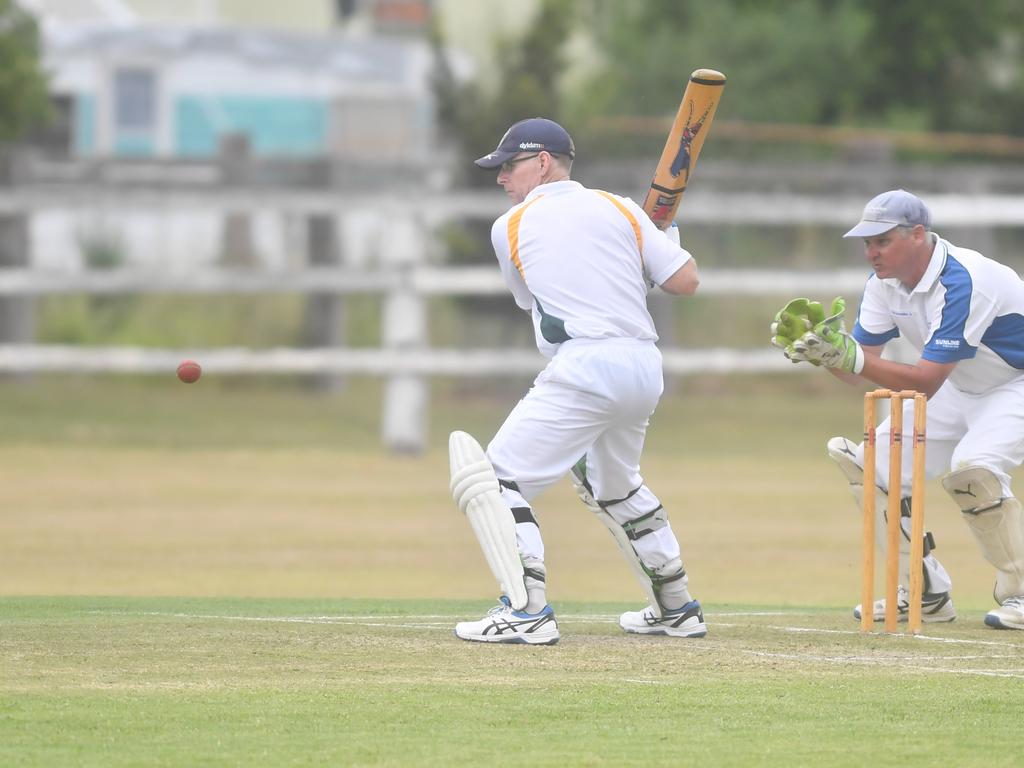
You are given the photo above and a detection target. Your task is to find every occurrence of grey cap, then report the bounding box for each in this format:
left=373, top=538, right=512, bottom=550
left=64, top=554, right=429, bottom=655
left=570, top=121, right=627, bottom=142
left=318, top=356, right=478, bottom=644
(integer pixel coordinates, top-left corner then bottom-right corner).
left=843, top=189, right=932, bottom=238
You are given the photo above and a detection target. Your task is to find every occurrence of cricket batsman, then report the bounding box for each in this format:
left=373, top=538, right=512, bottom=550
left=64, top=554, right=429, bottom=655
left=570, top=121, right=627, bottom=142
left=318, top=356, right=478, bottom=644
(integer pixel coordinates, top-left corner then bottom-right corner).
left=448, top=118, right=708, bottom=644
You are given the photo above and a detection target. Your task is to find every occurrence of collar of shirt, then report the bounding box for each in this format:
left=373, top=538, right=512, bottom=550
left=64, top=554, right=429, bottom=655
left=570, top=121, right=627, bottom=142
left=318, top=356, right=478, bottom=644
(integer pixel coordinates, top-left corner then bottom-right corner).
left=523, top=179, right=583, bottom=203
left=883, top=232, right=948, bottom=296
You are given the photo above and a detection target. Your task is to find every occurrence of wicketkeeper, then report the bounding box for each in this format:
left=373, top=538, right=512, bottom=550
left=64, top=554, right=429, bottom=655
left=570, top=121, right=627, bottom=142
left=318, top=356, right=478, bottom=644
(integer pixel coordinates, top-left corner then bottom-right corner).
left=448, top=118, right=707, bottom=644
left=771, top=189, right=1024, bottom=631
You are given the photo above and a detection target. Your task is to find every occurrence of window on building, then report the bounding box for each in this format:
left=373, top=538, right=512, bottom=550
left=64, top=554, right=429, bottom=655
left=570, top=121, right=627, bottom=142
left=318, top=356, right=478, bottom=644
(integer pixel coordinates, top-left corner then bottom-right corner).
left=113, top=67, right=157, bottom=155
left=115, top=68, right=156, bottom=131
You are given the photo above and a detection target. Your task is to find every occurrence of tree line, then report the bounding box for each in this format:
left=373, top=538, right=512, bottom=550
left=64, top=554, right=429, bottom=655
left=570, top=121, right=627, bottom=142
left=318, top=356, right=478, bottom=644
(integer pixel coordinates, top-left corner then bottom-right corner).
left=434, top=0, right=1024, bottom=178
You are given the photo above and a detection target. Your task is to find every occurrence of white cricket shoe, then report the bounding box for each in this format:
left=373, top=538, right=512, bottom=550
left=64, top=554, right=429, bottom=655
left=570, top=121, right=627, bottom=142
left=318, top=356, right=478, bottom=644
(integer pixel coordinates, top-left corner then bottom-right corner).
left=854, top=586, right=956, bottom=623
left=619, top=600, right=707, bottom=638
left=984, top=595, right=1024, bottom=630
left=454, top=597, right=560, bottom=645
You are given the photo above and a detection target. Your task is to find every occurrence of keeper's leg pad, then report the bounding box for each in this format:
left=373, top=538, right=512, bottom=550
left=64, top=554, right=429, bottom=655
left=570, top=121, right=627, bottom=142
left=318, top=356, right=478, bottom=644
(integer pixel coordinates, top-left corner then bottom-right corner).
left=827, top=436, right=950, bottom=595
left=449, top=431, right=527, bottom=610
left=942, top=466, right=1024, bottom=603
left=828, top=436, right=895, bottom=555
left=570, top=458, right=687, bottom=616
left=827, top=436, right=864, bottom=486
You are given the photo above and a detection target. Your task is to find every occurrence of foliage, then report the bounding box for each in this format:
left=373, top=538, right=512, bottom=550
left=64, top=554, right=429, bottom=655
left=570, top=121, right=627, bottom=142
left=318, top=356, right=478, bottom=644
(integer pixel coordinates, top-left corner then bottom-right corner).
left=429, top=1, right=579, bottom=334
left=76, top=225, right=127, bottom=270
left=571, top=0, right=1024, bottom=154
left=38, top=295, right=309, bottom=347
left=0, top=0, right=50, bottom=144
left=576, top=1, right=869, bottom=124
left=431, top=0, right=577, bottom=186
left=857, top=0, right=1024, bottom=134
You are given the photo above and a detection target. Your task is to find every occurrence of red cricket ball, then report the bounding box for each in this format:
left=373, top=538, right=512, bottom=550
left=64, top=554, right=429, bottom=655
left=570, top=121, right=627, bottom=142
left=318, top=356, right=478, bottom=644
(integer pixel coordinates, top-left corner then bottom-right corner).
left=177, top=359, right=202, bottom=384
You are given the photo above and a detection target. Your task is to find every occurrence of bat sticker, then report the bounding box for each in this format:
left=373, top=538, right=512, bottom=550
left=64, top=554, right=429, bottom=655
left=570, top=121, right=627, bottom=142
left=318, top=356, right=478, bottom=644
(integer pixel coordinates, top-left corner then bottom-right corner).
left=669, top=102, right=712, bottom=181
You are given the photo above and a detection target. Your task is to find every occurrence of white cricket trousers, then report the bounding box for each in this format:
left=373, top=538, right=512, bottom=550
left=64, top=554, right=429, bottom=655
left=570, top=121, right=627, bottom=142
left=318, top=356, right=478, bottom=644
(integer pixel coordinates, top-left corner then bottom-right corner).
left=486, top=338, right=682, bottom=568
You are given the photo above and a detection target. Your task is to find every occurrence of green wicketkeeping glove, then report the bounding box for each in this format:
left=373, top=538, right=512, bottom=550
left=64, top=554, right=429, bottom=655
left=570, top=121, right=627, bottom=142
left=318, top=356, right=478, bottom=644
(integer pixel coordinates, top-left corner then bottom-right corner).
left=819, top=297, right=847, bottom=333
left=770, top=298, right=825, bottom=349
left=771, top=298, right=832, bottom=367
left=792, top=322, right=865, bottom=374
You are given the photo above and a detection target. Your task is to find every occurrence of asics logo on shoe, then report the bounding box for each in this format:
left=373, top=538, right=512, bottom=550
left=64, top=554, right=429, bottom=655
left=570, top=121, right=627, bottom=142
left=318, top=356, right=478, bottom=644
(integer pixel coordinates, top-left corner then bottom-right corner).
left=659, top=604, right=704, bottom=628
left=454, top=600, right=561, bottom=645
left=621, top=600, right=708, bottom=638
left=483, top=613, right=556, bottom=637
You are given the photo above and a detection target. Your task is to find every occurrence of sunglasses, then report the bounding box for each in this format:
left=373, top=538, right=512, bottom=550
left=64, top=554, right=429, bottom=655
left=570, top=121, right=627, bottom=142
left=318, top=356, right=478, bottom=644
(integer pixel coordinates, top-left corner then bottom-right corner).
left=500, top=153, right=542, bottom=173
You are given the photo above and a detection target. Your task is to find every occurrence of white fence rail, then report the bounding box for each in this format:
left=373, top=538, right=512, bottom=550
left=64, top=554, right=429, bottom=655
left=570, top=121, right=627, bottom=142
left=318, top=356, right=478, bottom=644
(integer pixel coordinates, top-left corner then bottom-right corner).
left=0, top=264, right=872, bottom=451
left=0, top=343, right=800, bottom=377
left=0, top=266, right=871, bottom=295
left=4, top=168, right=1022, bottom=450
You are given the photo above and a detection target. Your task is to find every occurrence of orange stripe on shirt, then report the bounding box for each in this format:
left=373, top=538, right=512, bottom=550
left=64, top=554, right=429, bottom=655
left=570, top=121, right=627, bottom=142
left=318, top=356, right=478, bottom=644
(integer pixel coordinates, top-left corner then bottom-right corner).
left=507, top=195, right=544, bottom=279
left=595, top=190, right=644, bottom=269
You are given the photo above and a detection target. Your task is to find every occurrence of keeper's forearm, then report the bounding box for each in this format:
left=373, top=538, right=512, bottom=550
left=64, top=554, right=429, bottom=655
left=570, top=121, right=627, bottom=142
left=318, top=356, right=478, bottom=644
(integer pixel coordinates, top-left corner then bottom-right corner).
left=829, top=354, right=948, bottom=398
left=859, top=355, right=947, bottom=398
left=826, top=367, right=864, bottom=386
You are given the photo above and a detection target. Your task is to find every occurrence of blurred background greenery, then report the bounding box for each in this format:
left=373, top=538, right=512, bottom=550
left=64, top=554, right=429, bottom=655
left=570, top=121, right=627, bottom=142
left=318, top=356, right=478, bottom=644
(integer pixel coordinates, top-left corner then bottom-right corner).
left=434, top=0, right=1024, bottom=175
left=2, top=0, right=1022, bottom=611
left=5, top=0, right=1023, bottom=356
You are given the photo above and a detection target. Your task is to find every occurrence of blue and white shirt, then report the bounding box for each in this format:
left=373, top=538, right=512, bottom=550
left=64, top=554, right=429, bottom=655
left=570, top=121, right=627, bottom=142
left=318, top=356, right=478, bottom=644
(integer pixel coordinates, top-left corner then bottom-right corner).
left=853, top=234, right=1024, bottom=394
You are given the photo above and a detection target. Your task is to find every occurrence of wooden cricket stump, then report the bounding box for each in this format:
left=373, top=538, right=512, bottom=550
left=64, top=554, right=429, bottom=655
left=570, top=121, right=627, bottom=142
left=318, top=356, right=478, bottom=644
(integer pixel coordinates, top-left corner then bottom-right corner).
left=861, top=389, right=927, bottom=635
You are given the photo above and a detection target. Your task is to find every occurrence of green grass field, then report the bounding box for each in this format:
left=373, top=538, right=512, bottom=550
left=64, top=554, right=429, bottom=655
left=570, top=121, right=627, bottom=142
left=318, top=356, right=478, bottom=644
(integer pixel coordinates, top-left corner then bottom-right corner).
left=1, top=375, right=1022, bottom=766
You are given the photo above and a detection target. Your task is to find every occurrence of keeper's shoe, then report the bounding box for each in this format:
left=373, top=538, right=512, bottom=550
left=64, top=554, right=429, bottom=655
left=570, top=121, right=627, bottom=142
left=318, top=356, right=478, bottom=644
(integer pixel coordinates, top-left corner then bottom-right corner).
left=454, top=597, right=560, bottom=645
left=619, top=600, right=707, bottom=638
left=854, top=586, right=957, bottom=624
left=984, top=595, right=1024, bottom=630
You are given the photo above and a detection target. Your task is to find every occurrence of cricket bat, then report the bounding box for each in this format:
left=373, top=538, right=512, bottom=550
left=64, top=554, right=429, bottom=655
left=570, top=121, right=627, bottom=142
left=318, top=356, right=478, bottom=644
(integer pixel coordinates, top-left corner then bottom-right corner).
left=641, top=69, right=726, bottom=230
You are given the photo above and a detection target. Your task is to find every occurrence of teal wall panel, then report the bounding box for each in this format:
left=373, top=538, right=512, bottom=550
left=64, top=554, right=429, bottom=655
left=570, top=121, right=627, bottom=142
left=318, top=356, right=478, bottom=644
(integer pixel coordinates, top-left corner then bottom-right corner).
left=175, top=96, right=328, bottom=156
left=74, top=94, right=95, bottom=155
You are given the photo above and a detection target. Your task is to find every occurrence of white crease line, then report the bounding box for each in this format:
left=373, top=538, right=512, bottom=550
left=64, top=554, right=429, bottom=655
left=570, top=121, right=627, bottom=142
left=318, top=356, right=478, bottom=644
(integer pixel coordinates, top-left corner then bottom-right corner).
left=86, top=611, right=1024, bottom=652
left=69, top=610, right=1024, bottom=674
left=90, top=611, right=454, bottom=627
left=751, top=653, right=1018, bottom=662
left=94, top=611, right=455, bottom=621
left=89, top=609, right=792, bottom=624
left=922, top=667, right=1024, bottom=679
left=91, top=611, right=619, bottom=628
left=769, top=624, right=1024, bottom=649
left=743, top=650, right=1024, bottom=679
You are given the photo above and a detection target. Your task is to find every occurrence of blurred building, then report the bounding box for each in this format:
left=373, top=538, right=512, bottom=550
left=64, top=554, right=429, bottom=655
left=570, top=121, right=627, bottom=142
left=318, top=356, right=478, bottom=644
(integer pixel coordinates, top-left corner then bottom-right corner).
left=19, top=0, right=461, bottom=159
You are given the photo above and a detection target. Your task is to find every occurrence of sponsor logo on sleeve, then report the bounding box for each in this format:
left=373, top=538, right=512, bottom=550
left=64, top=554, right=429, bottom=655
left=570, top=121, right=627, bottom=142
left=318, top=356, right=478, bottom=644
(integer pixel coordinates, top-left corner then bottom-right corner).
left=933, top=338, right=961, bottom=350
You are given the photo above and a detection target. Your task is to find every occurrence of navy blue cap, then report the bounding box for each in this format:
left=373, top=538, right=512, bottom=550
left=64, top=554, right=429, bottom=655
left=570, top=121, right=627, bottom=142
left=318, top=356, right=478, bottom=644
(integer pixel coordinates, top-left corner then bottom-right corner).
left=844, top=189, right=933, bottom=238
left=474, top=118, right=575, bottom=169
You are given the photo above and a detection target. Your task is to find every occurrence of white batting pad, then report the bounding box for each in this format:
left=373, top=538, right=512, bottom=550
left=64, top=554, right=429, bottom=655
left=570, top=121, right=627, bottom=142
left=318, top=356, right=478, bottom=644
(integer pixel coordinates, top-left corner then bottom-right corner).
left=449, top=431, right=527, bottom=610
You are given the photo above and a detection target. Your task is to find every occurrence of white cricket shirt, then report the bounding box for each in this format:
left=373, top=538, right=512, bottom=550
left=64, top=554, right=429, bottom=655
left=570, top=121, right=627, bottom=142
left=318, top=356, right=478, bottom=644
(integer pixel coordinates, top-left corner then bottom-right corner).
left=489, top=180, right=692, bottom=357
